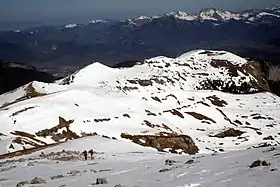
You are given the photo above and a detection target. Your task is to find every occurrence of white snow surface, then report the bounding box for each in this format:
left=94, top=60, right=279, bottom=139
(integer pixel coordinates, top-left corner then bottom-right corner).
left=0, top=49, right=280, bottom=156
left=0, top=136, right=279, bottom=187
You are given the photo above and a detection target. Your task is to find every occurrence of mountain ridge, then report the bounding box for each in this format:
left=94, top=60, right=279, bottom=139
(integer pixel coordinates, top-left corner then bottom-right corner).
left=0, top=49, right=280, bottom=157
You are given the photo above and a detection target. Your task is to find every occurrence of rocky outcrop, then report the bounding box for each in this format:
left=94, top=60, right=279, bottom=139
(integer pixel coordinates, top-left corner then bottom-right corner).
left=35, top=117, right=79, bottom=142
left=30, top=177, right=46, bottom=184
left=199, top=59, right=280, bottom=96
left=121, top=133, right=199, bottom=154
left=211, top=128, right=245, bottom=138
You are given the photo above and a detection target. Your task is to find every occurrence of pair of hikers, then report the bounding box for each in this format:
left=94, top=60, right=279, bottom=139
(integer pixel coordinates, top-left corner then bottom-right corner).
left=81, top=149, right=94, bottom=160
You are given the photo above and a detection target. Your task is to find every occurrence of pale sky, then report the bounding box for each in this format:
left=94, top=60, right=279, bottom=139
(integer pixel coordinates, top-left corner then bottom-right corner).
left=0, top=0, right=279, bottom=23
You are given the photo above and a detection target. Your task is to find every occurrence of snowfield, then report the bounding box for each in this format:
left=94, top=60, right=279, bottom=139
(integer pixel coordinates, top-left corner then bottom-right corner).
left=0, top=136, right=279, bottom=187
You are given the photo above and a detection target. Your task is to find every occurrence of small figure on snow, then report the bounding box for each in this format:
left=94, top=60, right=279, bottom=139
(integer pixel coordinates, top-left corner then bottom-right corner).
left=89, top=149, right=94, bottom=160
left=82, top=150, right=88, bottom=160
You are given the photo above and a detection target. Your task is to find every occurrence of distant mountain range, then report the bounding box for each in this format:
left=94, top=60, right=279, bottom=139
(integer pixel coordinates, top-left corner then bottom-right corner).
left=0, top=6, right=280, bottom=73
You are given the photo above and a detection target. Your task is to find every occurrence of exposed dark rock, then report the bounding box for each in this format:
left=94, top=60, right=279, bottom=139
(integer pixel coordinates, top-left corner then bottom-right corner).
left=51, top=174, right=64, bottom=180
left=67, top=170, right=81, bottom=176
left=211, top=128, right=245, bottom=138
left=263, top=136, right=275, bottom=140
left=0, top=166, right=16, bottom=172
left=121, top=133, right=198, bottom=155
left=263, top=147, right=277, bottom=152
left=234, top=120, right=242, bottom=125
left=249, top=160, right=261, bottom=168
left=90, top=169, right=97, bottom=173
left=164, top=109, right=184, bottom=118
left=159, top=168, right=172, bottom=172
left=30, top=177, right=46, bottom=184
left=95, top=177, right=108, bottom=185
left=27, top=162, right=35, bottom=166
left=165, top=159, right=177, bottom=166
left=35, top=116, right=79, bottom=142
left=114, top=184, right=126, bottom=187
left=249, top=159, right=271, bottom=168
left=261, top=160, right=270, bottom=166
left=94, top=118, right=111, bottom=123
left=10, top=106, right=36, bottom=117
left=123, top=114, right=130, bottom=118
left=253, top=142, right=273, bottom=148
left=206, top=95, right=227, bottom=107
left=185, top=112, right=216, bottom=123
left=99, top=169, right=112, bottom=172
left=16, top=180, right=30, bottom=187
left=185, top=159, right=194, bottom=164
left=216, top=108, right=237, bottom=126
left=145, top=110, right=157, bottom=116
left=151, top=96, right=161, bottom=103
left=128, top=79, right=153, bottom=86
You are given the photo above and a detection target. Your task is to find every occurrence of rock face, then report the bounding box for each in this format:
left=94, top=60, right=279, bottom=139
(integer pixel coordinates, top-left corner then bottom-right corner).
left=0, top=61, right=55, bottom=95
left=121, top=133, right=199, bottom=154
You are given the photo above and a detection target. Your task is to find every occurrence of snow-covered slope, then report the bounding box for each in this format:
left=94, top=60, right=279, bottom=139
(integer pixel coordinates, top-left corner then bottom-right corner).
left=0, top=136, right=279, bottom=187
left=0, top=50, right=279, bottom=156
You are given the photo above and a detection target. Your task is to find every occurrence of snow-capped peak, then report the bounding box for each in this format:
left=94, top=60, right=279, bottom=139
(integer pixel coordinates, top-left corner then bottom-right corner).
left=64, top=24, right=78, bottom=28
left=198, top=8, right=242, bottom=21
left=89, top=20, right=108, bottom=24
left=136, top=15, right=151, bottom=20
left=198, top=8, right=218, bottom=20
left=125, top=6, right=280, bottom=27
left=168, top=11, right=197, bottom=21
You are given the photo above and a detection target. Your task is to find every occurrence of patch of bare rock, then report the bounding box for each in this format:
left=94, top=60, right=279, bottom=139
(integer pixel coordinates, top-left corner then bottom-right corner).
left=249, top=160, right=270, bottom=168
left=210, top=128, right=245, bottom=138
left=17, top=177, right=46, bottom=187
left=121, top=133, right=198, bottom=154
